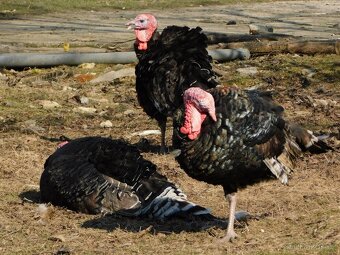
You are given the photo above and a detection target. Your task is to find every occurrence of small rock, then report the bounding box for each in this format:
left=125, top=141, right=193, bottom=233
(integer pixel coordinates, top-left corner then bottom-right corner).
left=315, top=87, right=326, bottom=94
left=236, top=67, right=258, bottom=76
left=314, top=99, right=337, bottom=108
left=100, top=120, right=113, bottom=128
left=73, top=107, right=97, bottom=114
left=48, top=234, right=66, bottom=242
left=23, top=120, right=45, bottom=133
left=302, top=68, right=316, bottom=78
left=80, top=96, right=89, bottom=105
left=62, top=86, right=76, bottom=91
left=123, top=109, right=135, bottom=116
left=72, top=95, right=89, bottom=105
left=226, top=20, right=237, bottom=25
left=0, top=73, right=8, bottom=81
left=3, top=101, right=15, bottom=107
left=249, top=24, right=274, bottom=35
left=99, top=110, right=108, bottom=116
left=78, top=63, right=96, bottom=69
left=90, top=98, right=109, bottom=104
left=74, top=73, right=96, bottom=83
left=39, top=100, right=61, bottom=109
left=90, top=67, right=135, bottom=84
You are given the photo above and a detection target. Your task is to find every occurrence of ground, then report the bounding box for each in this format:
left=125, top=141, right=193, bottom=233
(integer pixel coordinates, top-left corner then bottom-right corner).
left=0, top=1, right=339, bottom=255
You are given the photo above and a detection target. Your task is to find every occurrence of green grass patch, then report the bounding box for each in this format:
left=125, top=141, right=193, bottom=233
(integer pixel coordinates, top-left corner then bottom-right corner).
left=1, top=0, right=294, bottom=15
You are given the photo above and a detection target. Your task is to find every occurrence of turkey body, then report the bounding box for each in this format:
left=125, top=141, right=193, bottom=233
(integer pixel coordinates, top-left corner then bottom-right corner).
left=134, top=25, right=218, bottom=150
left=173, top=87, right=294, bottom=192
left=172, top=86, right=331, bottom=241
left=40, top=137, right=211, bottom=219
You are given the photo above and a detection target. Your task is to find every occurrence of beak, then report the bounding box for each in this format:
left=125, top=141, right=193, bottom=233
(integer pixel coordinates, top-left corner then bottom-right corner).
left=126, top=19, right=136, bottom=30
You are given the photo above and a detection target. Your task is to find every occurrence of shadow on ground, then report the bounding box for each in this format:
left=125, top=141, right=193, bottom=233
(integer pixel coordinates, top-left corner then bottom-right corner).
left=81, top=213, right=230, bottom=234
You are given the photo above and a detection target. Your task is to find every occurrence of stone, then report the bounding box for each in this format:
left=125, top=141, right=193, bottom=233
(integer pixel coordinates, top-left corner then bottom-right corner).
left=73, top=107, right=97, bottom=114
left=123, top=109, right=135, bottom=116
left=226, top=20, right=237, bottom=25
left=236, top=67, right=258, bottom=76
left=78, top=63, right=96, bottom=69
left=90, top=67, right=135, bottom=84
left=100, top=120, right=113, bottom=128
left=249, top=24, right=274, bottom=35
left=39, top=100, right=61, bottom=109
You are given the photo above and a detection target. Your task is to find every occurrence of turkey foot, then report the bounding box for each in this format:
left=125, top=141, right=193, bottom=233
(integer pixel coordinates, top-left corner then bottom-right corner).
left=219, top=230, right=238, bottom=243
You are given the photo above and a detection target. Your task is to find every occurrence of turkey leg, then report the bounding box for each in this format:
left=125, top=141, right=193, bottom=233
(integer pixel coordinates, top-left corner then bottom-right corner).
left=158, top=118, right=167, bottom=154
left=221, top=192, right=238, bottom=242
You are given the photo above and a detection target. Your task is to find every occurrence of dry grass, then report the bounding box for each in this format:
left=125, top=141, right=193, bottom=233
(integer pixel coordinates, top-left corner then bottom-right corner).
left=0, top=54, right=339, bottom=254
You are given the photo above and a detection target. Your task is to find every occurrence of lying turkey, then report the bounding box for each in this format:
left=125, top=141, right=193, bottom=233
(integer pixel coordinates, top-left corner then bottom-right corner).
left=40, top=136, right=212, bottom=219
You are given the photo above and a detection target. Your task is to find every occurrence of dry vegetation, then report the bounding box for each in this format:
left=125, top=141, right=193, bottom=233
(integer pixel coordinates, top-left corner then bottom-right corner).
left=0, top=53, right=339, bottom=254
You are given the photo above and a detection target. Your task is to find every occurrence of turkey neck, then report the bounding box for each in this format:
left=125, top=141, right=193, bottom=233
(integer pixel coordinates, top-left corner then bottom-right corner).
left=134, top=31, right=160, bottom=59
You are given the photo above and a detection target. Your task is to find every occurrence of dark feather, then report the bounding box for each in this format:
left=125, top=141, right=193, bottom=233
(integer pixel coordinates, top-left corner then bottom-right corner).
left=40, top=137, right=212, bottom=219
left=173, top=86, right=332, bottom=194
left=134, top=26, right=218, bottom=147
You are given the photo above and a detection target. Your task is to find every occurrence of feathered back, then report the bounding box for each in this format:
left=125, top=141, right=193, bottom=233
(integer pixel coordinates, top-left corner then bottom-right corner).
left=40, top=137, right=212, bottom=218
left=172, top=87, right=301, bottom=193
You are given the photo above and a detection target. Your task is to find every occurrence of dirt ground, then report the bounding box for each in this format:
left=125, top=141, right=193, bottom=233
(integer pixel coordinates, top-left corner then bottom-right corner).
left=0, top=1, right=340, bottom=255
left=0, top=0, right=339, bottom=53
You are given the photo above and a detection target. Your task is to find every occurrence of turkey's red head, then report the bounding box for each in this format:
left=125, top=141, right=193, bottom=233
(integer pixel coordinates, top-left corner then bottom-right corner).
left=126, top=14, right=158, bottom=50
left=180, top=87, right=217, bottom=140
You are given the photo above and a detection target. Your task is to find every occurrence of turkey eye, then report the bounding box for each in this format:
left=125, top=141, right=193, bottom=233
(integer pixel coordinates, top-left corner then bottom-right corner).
left=140, top=20, right=145, bottom=23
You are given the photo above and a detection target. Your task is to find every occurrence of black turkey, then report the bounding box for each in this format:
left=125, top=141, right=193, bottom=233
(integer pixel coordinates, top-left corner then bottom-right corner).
left=126, top=14, right=218, bottom=152
left=172, top=86, right=332, bottom=241
left=40, top=136, right=212, bottom=219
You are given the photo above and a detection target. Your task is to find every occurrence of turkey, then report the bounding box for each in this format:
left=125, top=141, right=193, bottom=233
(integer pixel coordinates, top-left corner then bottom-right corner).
left=126, top=14, right=218, bottom=152
left=40, top=136, right=212, bottom=220
left=172, top=86, right=333, bottom=241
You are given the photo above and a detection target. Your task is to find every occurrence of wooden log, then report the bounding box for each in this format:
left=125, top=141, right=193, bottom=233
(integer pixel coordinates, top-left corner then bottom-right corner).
left=214, top=39, right=340, bottom=55
left=205, top=32, right=299, bottom=44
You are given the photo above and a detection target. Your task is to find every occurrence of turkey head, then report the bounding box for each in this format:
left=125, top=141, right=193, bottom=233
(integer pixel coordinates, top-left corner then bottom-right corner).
left=180, top=87, right=217, bottom=140
left=126, top=14, right=158, bottom=50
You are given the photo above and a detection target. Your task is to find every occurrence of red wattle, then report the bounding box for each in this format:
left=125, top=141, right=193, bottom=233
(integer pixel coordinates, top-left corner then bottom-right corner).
left=180, top=126, right=190, bottom=134
left=188, top=132, right=200, bottom=140
left=138, top=42, right=148, bottom=50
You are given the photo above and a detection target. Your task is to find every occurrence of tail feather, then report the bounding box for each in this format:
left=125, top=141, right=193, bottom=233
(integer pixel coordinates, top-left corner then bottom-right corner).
left=286, top=122, right=333, bottom=154
left=305, top=133, right=333, bottom=154
left=263, top=131, right=302, bottom=185
left=265, top=123, right=333, bottom=185
left=123, top=186, right=212, bottom=219
left=263, top=157, right=290, bottom=184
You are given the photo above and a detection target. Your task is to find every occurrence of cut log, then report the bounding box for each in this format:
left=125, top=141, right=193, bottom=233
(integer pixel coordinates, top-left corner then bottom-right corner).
left=214, top=39, right=340, bottom=56
left=205, top=32, right=299, bottom=44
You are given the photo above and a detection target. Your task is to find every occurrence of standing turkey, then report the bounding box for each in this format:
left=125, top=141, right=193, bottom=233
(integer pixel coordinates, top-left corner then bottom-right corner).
left=126, top=14, right=218, bottom=152
left=40, top=136, right=212, bottom=219
left=172, top=86, right=332, bottom=241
